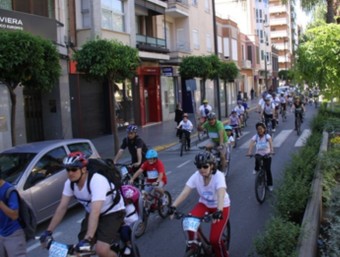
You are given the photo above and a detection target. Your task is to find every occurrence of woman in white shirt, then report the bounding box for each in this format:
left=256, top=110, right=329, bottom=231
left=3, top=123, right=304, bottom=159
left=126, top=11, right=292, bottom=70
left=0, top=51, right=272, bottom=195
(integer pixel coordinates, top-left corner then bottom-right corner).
left=169, top=152, right=231, bottom=257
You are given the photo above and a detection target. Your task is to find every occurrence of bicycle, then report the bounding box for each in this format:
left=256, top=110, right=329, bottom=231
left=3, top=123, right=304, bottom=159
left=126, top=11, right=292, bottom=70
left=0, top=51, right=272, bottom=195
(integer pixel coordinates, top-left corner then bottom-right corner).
left=247, top=154, right=272, bottom=204
left=280, top=105, right=287, bottom=122
left=178, top=128, right=191, bottom=157
left=115, top=163, right=145, bottom=190
left=264, top=117, right=273, bottom=137
left=173, top=211, right=231, bottom=257
left=197, top=117, right=208, bottom=141
left=133, top=182, right=172, bottom=237
left=40, top=221, right=142, bottom=257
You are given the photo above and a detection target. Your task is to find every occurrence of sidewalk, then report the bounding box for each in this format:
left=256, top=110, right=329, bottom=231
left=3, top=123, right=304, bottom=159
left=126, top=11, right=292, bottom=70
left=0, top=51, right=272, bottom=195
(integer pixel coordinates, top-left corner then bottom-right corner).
left=92, top=97, right=259, bottom=159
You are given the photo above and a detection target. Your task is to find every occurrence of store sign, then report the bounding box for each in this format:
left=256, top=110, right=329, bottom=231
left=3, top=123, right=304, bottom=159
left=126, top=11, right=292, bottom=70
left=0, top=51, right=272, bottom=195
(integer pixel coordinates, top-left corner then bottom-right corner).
left=161, top=67, right=173, bottom=76
left=0, top=9, right=57, bottom=41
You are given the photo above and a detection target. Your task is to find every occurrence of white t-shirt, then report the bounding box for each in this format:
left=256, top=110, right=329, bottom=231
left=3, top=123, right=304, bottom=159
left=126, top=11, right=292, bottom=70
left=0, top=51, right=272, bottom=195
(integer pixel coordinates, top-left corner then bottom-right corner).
left=63, top=173, right=125, bottom=214
left=199, top=104, right=212, bottom=117
left=186, top=171, right=230, bottom=208
left=233, top=105, right=245, bottom=116
left=262, top=102, right=275, bottom=115
left=179, top=120, right=193, bottom=132
left=124, top=203, right=139, bottom=227
left=251, top=134, right=271, bottom=156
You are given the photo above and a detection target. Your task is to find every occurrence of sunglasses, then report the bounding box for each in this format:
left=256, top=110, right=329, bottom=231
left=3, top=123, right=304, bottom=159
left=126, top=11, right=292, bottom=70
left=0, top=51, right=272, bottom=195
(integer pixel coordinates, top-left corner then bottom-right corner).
left=196, top=164, right=210, bottom=169
left=66, top=167, right=79, bottom=172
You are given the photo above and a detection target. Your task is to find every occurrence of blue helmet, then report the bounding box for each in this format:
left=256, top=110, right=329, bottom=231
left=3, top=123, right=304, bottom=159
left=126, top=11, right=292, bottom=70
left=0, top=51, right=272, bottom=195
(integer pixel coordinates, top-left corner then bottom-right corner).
left=224, top=125, right=233, bottom=131
left=126, top=125, right=138, bottom=133
left=146, top=149, right=158, bottom=159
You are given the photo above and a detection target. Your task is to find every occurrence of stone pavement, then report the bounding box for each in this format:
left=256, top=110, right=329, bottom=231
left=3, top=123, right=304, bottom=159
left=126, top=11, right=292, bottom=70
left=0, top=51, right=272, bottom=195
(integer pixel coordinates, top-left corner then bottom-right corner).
left=92, top=98, right=260, bottom=159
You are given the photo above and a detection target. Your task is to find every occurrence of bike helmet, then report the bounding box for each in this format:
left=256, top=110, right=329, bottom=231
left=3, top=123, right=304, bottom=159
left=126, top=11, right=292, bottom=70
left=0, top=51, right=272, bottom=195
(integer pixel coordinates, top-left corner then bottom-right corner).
left=145, top=149, right=158, bottom=159
left=126, top=125, right=138, bottom=133
left=265, top=95, right=272, bottom=101
left=203, top=99, right=208, bottom=104
left=224, top=125, right=233, bottom=131
left=194, top=151, right=216, bottom=166
left=63, top=152, right=88, bottom=168
left=207, top=112, right=216, bottom=120
left=121, top=185, right=140, bottom=203
left=255, top=122, right=266, bottom=130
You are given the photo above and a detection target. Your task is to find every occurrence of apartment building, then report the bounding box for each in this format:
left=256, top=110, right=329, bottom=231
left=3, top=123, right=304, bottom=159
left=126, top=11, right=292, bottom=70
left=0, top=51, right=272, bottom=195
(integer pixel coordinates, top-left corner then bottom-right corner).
left=269, top=0, right=296, bottom=71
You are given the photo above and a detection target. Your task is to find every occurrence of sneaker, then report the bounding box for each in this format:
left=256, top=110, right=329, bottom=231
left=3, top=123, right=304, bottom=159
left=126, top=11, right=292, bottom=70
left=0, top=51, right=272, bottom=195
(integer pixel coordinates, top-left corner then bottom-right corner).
left=268, top=186, right=274, bottom=192
left=272, top=129, right=276, bottom=132
left=252, top=170, right=257, bottom=175
left=124, top=246, right=132, bottom=255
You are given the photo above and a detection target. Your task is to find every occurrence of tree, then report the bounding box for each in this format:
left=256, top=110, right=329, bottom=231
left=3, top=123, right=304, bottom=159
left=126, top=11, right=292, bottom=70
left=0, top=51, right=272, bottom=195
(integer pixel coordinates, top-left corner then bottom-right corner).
left=0, top=30, right=61, bottom=145
left=218, top=61, right=239, bottom=83
left=296, top=0, right=337, bottom=24
left=296, top=23, right=340, bottom=100
left=179, top=55, right=220, bottom=101
left=73, top=39, right=139, bottom=154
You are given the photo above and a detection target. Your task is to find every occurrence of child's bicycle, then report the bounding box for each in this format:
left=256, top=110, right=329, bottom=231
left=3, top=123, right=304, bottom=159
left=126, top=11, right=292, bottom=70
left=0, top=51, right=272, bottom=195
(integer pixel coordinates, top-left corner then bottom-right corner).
left=115, top=163, right=145, bottom=190
left=133, top=182, right=172, bottom=237
left=39, top=222, right=142, bottom=257
left=173, top=211, right=231, bottom=257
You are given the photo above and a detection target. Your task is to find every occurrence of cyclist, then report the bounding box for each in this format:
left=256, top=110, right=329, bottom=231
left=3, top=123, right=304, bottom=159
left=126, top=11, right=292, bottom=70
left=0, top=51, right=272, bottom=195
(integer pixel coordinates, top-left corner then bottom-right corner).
left=169, top=152, right=231, bottom=257
left=291, top=96, right=306, bottom=131
left=242, top=98, right=249, bottom=121
left=39, top=152, right=125, bottom=257
left=279, top=93, right=287, bottom=115
left=113, top=125, right=148, bottom=172
left=246, top=122, right=275, bottom=191
left=224, top=125, right=235, bottom=168
left=176, top=113, right=193, bottom=150
left=0, top=171, right=27, bottom=257
left=129, top=149, right=167, bottom=195
left=198, top=99, right=212, bottom=122
left=200, top=112, right=228, bottom=171
left=228, top=110, right=241, bottom=139
left=260, top=96, right=276, bottom=132
left=272, top=93, right=281, bottom=124
left=120, top=185, right=140, bottom=256
left=233, top=100, right=245, bottom=127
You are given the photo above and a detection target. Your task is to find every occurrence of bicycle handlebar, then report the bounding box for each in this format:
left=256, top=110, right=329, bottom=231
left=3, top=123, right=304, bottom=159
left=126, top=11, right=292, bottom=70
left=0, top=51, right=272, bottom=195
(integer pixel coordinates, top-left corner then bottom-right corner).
left=173, top=211, right=213, bottom=223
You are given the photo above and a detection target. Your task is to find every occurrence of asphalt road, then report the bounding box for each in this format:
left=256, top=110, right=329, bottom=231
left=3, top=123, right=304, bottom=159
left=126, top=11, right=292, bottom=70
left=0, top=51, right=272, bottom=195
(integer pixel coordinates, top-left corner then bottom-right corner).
left=27, top=106, right=317, bottom=257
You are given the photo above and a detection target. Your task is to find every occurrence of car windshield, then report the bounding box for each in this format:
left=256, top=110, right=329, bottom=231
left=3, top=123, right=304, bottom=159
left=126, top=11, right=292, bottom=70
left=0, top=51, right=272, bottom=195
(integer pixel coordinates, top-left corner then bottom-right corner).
left=0, top=153, right=36, bottom=184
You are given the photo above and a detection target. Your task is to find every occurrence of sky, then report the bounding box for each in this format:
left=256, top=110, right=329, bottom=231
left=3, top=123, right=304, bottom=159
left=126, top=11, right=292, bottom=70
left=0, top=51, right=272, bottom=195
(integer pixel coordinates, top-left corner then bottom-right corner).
left=296, top=0, right=313, bottom=30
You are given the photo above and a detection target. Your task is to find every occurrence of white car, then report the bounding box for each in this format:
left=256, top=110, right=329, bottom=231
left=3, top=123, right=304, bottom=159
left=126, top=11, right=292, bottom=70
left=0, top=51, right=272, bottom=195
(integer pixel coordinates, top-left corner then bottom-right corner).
left=0, top=139, right=100, bottom=224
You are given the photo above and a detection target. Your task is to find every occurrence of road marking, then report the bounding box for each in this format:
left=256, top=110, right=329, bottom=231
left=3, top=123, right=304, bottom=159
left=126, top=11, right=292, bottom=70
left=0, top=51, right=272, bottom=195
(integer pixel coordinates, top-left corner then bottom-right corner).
left=177, top=160, right=191, bottom=168
left=273, top=130, right=292, bottom=148
left=295, top=129, right=311, bottom=147
left=27, top=232, right=62, bottom=252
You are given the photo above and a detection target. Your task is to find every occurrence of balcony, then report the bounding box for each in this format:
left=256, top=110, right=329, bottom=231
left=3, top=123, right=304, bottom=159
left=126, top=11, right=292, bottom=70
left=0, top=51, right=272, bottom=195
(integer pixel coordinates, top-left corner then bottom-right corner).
left=242, top=60, right=252, bottom=69
left=271, top=30, right=288, bottom=38
left=269, top=5, right=288, bottom=14
left=136, top=34, right=170, bottom=54
left=166, top=0, right=189, bottom=18
left=270, top=17, right=289, bottom=26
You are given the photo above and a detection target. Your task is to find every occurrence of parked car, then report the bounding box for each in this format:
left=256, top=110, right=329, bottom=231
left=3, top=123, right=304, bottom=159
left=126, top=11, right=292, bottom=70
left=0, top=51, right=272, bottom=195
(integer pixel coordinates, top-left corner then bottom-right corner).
left=0, top=139, right=100, bottom=224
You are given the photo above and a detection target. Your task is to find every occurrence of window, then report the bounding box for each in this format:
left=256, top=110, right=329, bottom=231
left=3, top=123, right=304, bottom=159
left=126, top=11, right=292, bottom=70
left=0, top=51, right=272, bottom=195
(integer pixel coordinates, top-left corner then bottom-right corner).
left=192, top=0, right=198, bottom=6
left=12, top=0, right=54, bottom=18
left=101, top=0, right=125, bottom=32
left=81, top=0, right=92, bottom=28
left=0, top=0, right=12, bottom=10
left=176, top=28, right=185, bottom=50
left=217, top=36, right=223, bottom=54
left=247, top=45, right=253, bottom=62
left=204, top=0, right=210, bottom=12
left=193, top=29, right=199, bottom=49
left=231, top=39, right=238, bottom=61
left=206, top=33, right=212, bottom=52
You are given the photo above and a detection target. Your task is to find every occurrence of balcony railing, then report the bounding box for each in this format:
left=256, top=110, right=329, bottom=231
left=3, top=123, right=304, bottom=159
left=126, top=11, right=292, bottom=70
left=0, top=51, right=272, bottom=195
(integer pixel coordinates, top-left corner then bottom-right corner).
left=242, top=60, right=252, bottom=69
left=136, top=34, right=169, bottom=53
left=166, top=0, right=189, bottom=17
left=271, top=30, right=288, bottom=38
left=269, top=5, right=288, bottom=14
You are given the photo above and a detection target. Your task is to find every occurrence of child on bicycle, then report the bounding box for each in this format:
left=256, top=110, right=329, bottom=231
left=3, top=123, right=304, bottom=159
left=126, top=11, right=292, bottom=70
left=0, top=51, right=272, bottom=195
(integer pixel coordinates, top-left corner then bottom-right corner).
left=129, top=149, right=167, bottom=196
left=169, top=152, right=231, bottom=257
left=246, top=122, right=275, bottom=191
left=224, top=125, right=235, bottom=167
left=228, top=110, right=241, bottom=138
left=120, top=185, right=140, bottom=255
left=176, top=113, right=193, bottom=150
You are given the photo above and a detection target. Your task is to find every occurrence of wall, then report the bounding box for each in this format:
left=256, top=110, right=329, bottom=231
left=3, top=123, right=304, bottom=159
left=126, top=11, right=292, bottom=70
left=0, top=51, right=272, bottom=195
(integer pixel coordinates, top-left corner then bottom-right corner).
left=0, top=84, right=12, bottom=151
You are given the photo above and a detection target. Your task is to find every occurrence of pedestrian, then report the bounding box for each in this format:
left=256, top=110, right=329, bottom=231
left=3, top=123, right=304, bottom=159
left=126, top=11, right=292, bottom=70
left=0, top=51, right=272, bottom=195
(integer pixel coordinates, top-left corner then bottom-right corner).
left=0, top=169, right=27, bottom=257
left=237, top=91, right=242, bottom=101
left=251, top=88, right=255, bottom=100
left=174, top=103, right=184, bottom=137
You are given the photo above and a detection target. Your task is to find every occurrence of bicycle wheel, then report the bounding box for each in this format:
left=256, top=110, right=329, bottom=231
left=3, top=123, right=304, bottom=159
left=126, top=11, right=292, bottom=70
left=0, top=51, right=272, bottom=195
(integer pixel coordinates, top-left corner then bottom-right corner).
left=222, top=220, right=231, bottom=251
left=296, top=117, right=301, bottom=136
left=134, top=208, right=148, bottom=238
left=255, top=170, right=266, bottom=204
left=158, top=191, right=172, bottom=218
left=180, top=136, right=186, bottom=157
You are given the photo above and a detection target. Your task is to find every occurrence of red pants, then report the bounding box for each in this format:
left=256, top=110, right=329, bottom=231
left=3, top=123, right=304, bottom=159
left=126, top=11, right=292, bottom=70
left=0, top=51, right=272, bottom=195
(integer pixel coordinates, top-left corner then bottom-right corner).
left=188, top=203, right=230, bottom=257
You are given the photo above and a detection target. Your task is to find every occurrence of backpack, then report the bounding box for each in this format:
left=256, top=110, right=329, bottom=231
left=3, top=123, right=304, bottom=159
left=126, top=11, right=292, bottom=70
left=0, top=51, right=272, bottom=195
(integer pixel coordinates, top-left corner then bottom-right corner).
left=70, top=158, right=122, bottom=216
left=5, top=187, right=37, bottom=241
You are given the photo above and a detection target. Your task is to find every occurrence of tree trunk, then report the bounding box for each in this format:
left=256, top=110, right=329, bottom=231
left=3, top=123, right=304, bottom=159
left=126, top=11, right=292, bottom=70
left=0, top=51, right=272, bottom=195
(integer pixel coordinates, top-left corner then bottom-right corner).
left=326, top=0, right=335, bottom=23
left=108, top=79, right=120, bottom=155
left=7, top=83, right=17, bottom=146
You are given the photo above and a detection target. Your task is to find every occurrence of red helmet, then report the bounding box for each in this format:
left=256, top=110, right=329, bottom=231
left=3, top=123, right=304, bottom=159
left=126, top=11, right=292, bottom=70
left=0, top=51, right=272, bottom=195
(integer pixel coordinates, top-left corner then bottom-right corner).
left=121, top=185, right=140, bottom=203
left=63, top=152, right=88, bottom=168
